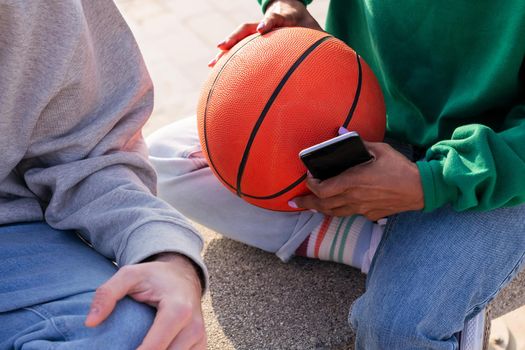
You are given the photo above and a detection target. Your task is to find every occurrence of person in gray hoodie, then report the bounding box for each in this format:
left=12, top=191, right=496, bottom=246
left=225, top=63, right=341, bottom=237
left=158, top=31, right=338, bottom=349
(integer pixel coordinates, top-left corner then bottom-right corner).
left=0, top=1, right=207, bottom=349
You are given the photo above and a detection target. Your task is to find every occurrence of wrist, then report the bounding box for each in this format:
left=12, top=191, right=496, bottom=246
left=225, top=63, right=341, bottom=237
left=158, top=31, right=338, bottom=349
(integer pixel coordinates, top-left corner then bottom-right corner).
left=263, top=0, right=305, bottom=13
left=146, top=252, right=204, bottom=295
left=409, top=162, right=425, bottom=211
left=416, top=159, right=458, bottom=212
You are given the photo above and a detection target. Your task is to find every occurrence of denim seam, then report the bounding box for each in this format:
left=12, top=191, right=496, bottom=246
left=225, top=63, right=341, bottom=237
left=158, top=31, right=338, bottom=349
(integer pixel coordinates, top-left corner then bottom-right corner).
left=24, top=306, right=69, bottom=341
left=465, top=248, right=525, bottom=319
left=364, top=214, right=398, bottom=287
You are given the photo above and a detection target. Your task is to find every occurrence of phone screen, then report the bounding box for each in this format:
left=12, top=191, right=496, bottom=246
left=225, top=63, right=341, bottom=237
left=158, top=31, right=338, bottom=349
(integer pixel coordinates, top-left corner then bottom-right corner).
left=299, top=133, right=373, bottom=180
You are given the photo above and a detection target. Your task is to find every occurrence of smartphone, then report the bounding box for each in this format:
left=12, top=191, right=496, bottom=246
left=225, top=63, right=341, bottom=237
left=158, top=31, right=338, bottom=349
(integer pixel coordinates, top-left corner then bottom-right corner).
left=299, top=131, right=373, bottom=180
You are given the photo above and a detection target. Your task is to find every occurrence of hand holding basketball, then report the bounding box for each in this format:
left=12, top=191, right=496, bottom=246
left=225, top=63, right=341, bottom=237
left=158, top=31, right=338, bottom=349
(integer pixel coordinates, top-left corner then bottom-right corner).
left=259, top=0, right=322, bottom=33
left=209, top=0, right=322, bottom=67
left=292, top=142, right=425, bottom=220
left=198, top=27, right=386, bottom=211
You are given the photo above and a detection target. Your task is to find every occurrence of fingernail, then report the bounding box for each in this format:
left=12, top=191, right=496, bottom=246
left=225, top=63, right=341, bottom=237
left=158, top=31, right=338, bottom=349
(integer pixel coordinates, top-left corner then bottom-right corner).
left=338, top=126, right=350, bottom=135
left=207, top=58, right=217, bottom=67
left=288, top=200, right=298, bottom=209
left=306, top=171, right=313, bottom=178
left=310, top=209, right=318, bottom=213
left=257, top=21, right=265, bottom=31
left=217, top=40, right=226, bottom=48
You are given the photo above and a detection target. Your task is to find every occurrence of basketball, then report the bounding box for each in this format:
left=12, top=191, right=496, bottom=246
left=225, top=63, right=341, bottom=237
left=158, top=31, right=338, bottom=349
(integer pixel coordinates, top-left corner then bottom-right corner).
left=197, top=27, right=386, bottom=211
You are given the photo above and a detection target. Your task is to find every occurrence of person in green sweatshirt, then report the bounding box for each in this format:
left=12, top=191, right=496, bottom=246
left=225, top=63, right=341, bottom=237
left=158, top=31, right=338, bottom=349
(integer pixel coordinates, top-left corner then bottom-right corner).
left=147, top=0, right=525, bottom=348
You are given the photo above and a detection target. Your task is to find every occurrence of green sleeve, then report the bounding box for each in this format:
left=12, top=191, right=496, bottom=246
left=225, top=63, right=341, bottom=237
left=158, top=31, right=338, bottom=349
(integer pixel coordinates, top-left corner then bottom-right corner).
left=416, top=105, right=525, bottom=212
left=258, top=0, right=312, bottom=13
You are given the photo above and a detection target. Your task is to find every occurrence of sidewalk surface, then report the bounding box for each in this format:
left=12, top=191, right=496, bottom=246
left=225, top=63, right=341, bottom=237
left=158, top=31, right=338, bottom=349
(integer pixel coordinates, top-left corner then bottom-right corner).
left=115, top=1, right=524, bottom=349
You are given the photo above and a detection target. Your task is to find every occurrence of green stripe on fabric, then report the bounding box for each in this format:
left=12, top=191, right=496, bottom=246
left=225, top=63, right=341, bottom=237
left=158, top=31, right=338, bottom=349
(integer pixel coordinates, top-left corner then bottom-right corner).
left=329, top=217, right=347, bottom=261
left=337, top=216, right=357, bottom=263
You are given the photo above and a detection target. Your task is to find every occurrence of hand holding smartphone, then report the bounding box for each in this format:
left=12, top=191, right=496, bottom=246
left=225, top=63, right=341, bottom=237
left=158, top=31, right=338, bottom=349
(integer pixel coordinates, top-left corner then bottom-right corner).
left=299, top=131, right=373, bottom=181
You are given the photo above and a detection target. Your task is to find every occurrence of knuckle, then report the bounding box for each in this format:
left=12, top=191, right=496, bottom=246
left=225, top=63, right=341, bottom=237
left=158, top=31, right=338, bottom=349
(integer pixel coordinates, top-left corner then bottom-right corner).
left=383, top=142, right=394, bottom=151
left=345, top=191, right=358, bottom=201
left=179, top=303, right=193, bottom=317
left=119, top=265, right=139, bottom=279
left=377, top=142, right=393, bottom=153
left=331, top=209, right=345, bottom=217
left=94, top=285, right=113, bottom=305
left=318, top=201, right=331, bottom=211
left=343, top=176, right=355, bottom=188
left=324, top=209, right=336, bottom=216
left=266, top=13, right=285, bottom=25
left=270, top=13, right=285, bottom=21
left=317, top=187, right=329, bottom=199
left=304, top=17, right=320, bottom=28
left=354, top=204, right=366, bottom=215
left=307, top=185, right=320, bottom=197
left=170, top=303, right=193, bottom=323
left=190, top=320, right=206, bottom=338
left=95, top=285, right=112, bottom=298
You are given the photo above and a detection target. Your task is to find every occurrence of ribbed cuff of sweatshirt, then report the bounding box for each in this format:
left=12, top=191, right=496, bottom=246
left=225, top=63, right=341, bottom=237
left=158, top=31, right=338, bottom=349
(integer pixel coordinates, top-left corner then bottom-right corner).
left=119, top=221, right=209, bottom=294
left=416, top=159, right=458, bottom=212
left=260, top=0, right=311, bottom=13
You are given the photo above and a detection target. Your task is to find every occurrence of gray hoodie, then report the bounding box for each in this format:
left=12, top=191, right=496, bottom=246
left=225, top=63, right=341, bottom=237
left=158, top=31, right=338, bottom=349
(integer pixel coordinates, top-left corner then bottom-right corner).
left=0, top=0, right=207, bottom=284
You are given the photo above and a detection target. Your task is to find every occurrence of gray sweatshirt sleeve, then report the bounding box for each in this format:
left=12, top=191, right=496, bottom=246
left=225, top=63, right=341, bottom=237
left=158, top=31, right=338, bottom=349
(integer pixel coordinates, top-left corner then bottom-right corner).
left=3, top=1, right=208, bottom=286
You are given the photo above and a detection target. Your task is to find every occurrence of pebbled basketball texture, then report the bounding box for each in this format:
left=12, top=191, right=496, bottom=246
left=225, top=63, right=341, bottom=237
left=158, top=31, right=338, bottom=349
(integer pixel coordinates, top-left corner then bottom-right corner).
left=197, top=27, right=386, bottom=211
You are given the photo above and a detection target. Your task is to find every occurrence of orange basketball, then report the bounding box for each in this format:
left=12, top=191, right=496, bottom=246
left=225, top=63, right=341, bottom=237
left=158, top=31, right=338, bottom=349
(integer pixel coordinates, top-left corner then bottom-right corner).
left=197, top=27, right=386, bottom=211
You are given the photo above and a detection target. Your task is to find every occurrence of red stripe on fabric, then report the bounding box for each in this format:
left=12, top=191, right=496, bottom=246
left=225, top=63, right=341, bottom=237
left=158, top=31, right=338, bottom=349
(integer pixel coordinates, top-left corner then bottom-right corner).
left=314, top=216, right=332, bottom=258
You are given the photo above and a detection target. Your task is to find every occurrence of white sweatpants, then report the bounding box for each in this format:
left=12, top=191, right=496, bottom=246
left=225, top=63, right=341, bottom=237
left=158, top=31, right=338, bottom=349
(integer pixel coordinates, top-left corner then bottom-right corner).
left=146, top=117, right=325, bottom=262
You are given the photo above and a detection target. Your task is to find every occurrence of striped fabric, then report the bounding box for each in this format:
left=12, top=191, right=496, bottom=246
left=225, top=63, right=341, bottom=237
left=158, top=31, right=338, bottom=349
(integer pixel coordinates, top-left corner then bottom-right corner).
left=296, top=215, right=375, bottom=270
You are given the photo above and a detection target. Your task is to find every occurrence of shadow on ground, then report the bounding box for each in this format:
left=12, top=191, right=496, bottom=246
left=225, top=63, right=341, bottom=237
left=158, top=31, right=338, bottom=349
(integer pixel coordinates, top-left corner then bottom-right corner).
left=203, top=237, right=365, bottom=350
left=201, top=230, right=525, bottom=350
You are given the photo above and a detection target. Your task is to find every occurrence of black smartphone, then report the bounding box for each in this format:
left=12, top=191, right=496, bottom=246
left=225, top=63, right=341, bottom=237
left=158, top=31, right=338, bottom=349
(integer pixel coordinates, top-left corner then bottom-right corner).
left=299, top=131, right=373, bottom=180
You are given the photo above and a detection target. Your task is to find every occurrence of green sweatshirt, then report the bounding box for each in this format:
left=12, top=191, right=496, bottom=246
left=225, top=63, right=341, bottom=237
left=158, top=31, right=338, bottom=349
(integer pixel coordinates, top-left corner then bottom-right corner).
left=260, top=0, right=525, bottom=212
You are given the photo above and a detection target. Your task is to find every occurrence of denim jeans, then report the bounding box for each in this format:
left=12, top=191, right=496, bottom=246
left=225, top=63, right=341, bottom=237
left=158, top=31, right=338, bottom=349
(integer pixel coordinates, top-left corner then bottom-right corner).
left=0, top=222, right=155, bottom=349
left=350, top=205, right=525, bottom=349
left=148, top=117, right=525, bottom=349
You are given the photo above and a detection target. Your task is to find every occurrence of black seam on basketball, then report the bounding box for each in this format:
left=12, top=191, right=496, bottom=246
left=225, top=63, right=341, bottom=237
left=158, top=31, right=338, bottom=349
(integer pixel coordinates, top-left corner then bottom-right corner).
left=203, top=34, right=263, bottom=191
left=235, top=35, right=333, bottom=198
left=343, top=55, right=362, bottom=128
left=240, top=173, right=308, bottom=199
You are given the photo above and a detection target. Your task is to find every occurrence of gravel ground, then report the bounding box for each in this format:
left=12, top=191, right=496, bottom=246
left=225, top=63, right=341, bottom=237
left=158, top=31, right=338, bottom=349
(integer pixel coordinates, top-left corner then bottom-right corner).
left=197, top=225, right=364, bottom=350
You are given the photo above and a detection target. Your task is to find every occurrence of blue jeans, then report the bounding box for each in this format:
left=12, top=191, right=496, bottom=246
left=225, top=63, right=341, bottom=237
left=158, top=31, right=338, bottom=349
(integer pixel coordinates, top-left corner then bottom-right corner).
left=0, top=222, right=155, bottom=349
left=148, top=118, right=525, bottom=350
left=350, top=205, right=525, bottom=349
